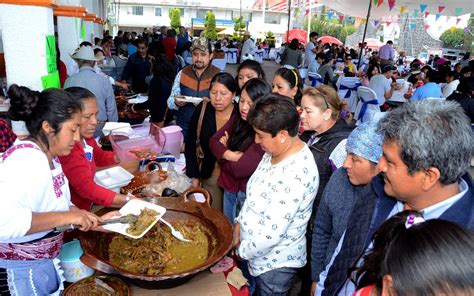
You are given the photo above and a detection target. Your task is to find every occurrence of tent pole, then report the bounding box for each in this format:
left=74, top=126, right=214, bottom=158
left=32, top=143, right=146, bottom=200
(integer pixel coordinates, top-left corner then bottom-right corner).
left=357, top=0, right=372, bottom=69
left=287, top=0, right=291, bottom=43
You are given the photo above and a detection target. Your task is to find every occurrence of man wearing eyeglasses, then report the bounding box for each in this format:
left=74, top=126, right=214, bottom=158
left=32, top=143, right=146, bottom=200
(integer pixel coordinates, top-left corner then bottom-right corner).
left=121, top=39, right=154, bottom=93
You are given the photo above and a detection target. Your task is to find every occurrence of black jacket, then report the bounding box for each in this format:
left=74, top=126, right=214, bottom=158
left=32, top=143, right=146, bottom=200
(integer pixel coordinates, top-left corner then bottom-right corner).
left=185, top=101, right=236, bottom=180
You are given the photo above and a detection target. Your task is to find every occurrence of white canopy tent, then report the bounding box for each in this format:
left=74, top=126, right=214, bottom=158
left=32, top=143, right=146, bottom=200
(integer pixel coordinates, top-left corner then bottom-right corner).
left=316, top=0, right=473, bottom=19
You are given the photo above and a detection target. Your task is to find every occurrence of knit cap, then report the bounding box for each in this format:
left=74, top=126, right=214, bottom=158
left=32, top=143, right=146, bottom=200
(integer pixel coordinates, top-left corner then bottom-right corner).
left=346, top=119, right=384, bottom=163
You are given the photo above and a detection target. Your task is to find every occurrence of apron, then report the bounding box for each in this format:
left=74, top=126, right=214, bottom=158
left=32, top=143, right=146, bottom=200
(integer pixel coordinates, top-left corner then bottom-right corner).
left=0, top=143, right=67, bottom=296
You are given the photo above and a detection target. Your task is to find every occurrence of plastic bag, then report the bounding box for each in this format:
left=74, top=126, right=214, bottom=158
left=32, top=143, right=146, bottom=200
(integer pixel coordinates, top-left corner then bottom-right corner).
left=141, top=164, right=191, bottom=196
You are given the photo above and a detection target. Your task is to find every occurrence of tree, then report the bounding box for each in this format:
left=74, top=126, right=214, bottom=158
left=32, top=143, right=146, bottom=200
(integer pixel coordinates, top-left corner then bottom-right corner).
left=204, top=11, right=217, bottom=41
left=440, top=28, right=465, bottom=48
left=463, top=13, right=474, bottom=52
left=169, top=8, right=181, bottom=30
left=233, top=16, right=246, bottom=41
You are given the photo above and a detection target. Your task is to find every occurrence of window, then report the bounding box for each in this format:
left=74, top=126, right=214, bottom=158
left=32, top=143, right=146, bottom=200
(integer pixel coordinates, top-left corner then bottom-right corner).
left=197, top=9, right=207, bottom=19
left=232, top=11, right=252, bottom=22
left=264, top=12, right=281, bottom=24
left=155, top=7, right=162, bottom=16
left=127, top=6, right=143, bottom=15
left=179, top=8, right=185, bottom=17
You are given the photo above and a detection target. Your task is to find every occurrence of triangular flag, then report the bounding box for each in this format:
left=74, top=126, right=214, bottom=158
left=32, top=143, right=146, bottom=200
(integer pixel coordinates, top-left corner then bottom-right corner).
left=81, top=19, right=85, bottom=39
left=304, top=9, right=309, bottom=17
left=362, top=19, right=367, bottom=24
left=420, top=4, right=428, bottom=13
left=413, top=9, right=419, bottom=17
left=386, top=21, right=392, bottom=26
left=354, top=17, right=362, bottom=27
left=454, top=8, right=462, bottom=17
left=438, top=6, right=445, bottom=14
left=372, top=20, right=381, bottom=28
left=388, top=0, right=395, bottom=11
left=339, top=15, right=345, bottom=21
left=400, top=5, right=405, bottom=14
left=373, top=0, right=378, bottom=5
left=424, top=12, right=429, bottom=18
left=424, top=24, right=430, bottom=30
left=451, top=27, right=456, bottom=32
left=327, top=11, right=334, bottom=19
left=377, top=0, right=383, bottom=7
left=456, top=17, right=461, bottom=25
left=409, top=23, right=416, bottom=31
left=435, top=14, right=441, bottom=21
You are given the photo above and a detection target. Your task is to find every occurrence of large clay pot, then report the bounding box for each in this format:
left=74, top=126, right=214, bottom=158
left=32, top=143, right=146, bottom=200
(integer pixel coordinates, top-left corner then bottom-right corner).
left=79, top=188, right=232, bottom=289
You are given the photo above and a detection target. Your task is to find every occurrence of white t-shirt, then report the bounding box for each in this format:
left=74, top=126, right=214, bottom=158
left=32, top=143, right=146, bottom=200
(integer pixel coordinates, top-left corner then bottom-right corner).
left=442, top=79, right=460, bottom=98
left=305, top=42, right=316, bottom=67
left=236, top=145, right=319, bottom=276
left=368, top=74, right=391, bottom=106
left=0, top=140, right=72, bottom=243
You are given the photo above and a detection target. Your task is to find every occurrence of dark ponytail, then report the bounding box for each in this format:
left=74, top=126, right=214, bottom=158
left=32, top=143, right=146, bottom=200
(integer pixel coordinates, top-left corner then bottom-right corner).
left=7, top=84, right=81, bottom=147
left=8, top=84, right=41, bottom=122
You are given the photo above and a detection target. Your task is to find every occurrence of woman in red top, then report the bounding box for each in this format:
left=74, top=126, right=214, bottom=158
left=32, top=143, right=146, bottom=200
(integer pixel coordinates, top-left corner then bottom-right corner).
left=162, top=29, right=177, bottom=63
left=59, top=87, right=134, bottom=210
left=209, top=78, right=271, bottom=223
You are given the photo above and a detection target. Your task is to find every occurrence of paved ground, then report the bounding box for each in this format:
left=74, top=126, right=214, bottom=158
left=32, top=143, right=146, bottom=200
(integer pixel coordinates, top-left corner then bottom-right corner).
left=225, top=60, right=281, bottom=84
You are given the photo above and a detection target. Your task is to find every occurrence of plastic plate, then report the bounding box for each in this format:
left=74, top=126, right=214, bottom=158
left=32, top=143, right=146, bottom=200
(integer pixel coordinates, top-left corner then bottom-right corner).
left=102, top=199, right=166, bottom=239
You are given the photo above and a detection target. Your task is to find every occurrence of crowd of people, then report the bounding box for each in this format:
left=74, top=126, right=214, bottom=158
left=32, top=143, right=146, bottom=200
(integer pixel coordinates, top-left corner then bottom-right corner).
left=0, top=26, right=473, bottom=296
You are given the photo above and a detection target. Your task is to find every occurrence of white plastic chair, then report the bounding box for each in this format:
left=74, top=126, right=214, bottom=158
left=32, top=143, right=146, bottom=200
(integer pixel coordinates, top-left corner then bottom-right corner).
left=254, top=49, right=264, bottom=64
left=299, top=68, right=308, bottom=83
left=225, top=48, right=238, bottom=64
left=337, top=77, right=361, bottom=113
left=307, top=72, right=323, bottom=87
left=212, top=59, right=227, bottom=71
left=354, top=86, right=382, bottom=125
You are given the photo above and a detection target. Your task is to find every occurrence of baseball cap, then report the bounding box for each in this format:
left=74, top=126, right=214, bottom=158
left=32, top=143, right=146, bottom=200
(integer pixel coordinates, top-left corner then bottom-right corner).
left=191, top=37, right=212, bottom=53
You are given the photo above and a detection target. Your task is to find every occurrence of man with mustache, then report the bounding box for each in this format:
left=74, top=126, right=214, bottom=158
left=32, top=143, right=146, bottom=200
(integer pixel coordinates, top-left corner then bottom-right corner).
left=167, top=37, right=221, bottom=138
left=314, top=100, right=474, bottom=296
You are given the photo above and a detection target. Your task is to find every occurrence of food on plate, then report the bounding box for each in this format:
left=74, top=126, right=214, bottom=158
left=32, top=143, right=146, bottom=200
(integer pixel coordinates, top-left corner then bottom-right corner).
left=126, top=208, right=159, bottom=236
left=109, top=222, right=216, bottom=275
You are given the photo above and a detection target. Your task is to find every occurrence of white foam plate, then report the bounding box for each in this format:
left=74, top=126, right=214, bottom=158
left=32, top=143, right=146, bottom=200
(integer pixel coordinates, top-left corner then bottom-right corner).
left=103, top=199, right=166, bottom=239
left=94, top=166, right=133, bottom=189
left=102, top=122, right=131, bottom=136
left=128, top=94, right=148, bottom=104
left=176, top=96, right=203, bottom=104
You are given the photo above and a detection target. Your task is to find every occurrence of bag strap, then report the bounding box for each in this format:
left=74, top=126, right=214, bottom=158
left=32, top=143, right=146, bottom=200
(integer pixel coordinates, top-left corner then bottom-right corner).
left=196, top=98, right=210, bottom=145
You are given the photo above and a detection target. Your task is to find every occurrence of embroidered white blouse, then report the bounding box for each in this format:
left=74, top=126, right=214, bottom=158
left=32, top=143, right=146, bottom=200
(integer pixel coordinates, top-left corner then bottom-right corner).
left=236, top=144, right=319, bottom=276
left=0, top=140, right=72, bottom=243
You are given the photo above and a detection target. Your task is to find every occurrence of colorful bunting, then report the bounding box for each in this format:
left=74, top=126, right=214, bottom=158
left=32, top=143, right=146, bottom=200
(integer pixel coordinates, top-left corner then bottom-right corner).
left=339, top=15, right=345, bottom=21
left=435, top=14, right=441, bottom=21
left=424, top=24, right=430, bottom=30
left=386, top=21, right=392, bottom=27
left=409, top=23, right=416, bottom=31
left=388, top=0, right=395, bottom=11
left=327, top=11, right=334, bottom=19
left=456, top=18, right=462, bottom=25
left=413, top=9, right=419, bottom=17
left=438, top=6, right=445, bottom=14
left=354, top=17, right=362, bottom=27
left=454, top=8, right=463, bottom=17
left=424, top=12, right=429, bottom=18
left=373, top=0, right=378, bottom=5
left=377, top=0, right=383, bottom=7
left=400, top=5, right=405, bottom=15
left=420, top=4, right=427, bottom=13
left=372, top=20, right=382, bottom=28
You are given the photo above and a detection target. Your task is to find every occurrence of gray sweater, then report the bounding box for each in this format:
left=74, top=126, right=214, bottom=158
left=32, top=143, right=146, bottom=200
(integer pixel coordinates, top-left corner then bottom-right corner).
left=281, top=47, right=303, bottom=68
left=311, top=167, right=369, bottom=280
